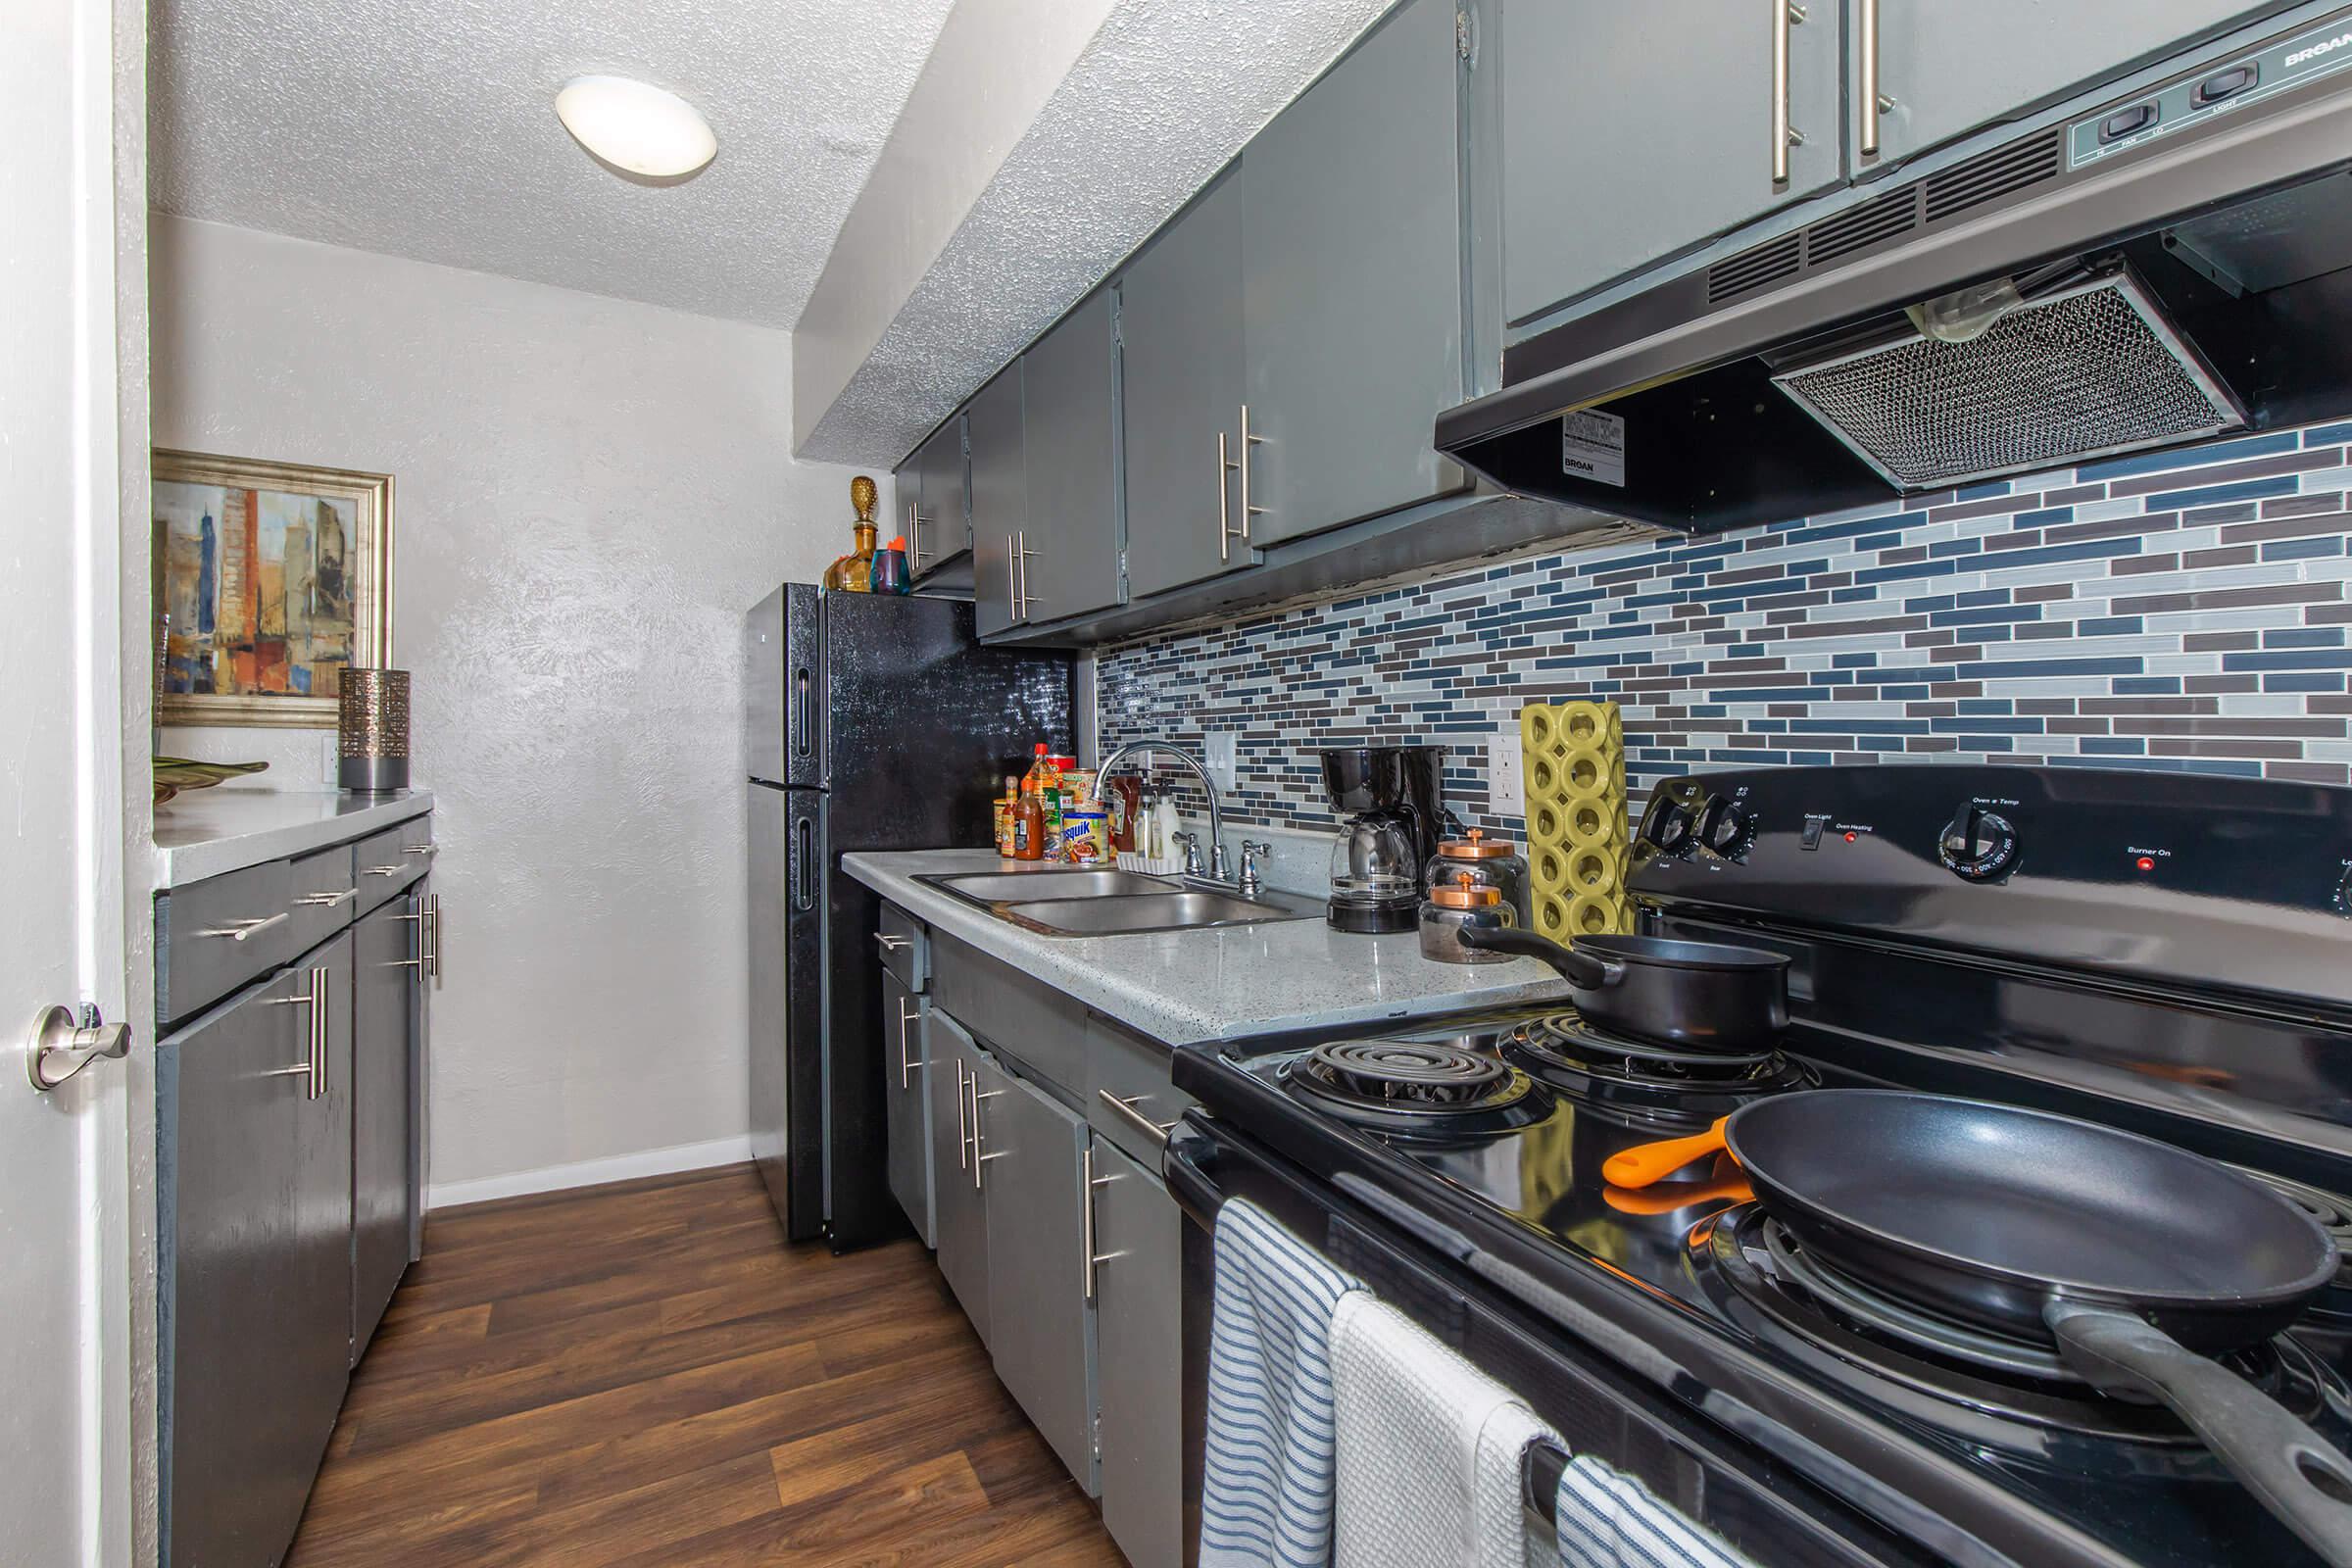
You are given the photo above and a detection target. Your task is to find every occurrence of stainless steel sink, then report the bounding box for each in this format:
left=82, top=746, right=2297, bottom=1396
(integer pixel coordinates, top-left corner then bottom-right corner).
left=932, top=869, right=1180, bottom=902
left=916, top=867, right=1319, bottom=936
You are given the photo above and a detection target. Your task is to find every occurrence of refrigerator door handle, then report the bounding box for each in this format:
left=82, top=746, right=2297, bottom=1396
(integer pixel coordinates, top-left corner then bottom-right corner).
left=792, top=814, right=815, bottom=911
left=790, top=666, right=812, bottom=763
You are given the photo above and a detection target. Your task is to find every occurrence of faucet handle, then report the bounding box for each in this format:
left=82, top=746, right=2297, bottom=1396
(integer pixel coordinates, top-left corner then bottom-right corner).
left=1238, top=840, right=1272, bottom=895
left=1169, top=829, right=1201, bottom=875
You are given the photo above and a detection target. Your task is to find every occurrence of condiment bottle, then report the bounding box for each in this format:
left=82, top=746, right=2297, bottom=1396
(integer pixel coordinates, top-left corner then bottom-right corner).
left=995, top=775, right=1019, bottom=858
left=1108, top=775, right=1143, bottom=852
left=870, top=536, right=912, bottom=595
left=1013, top=788, right=1045, bottom=860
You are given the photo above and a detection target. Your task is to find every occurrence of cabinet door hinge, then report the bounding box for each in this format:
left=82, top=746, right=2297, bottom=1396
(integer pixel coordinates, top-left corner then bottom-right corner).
left=1455, top=7, right=1474, bottom=63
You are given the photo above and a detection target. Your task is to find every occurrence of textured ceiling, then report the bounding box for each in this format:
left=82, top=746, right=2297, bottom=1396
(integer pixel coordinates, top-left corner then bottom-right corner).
left=793, top=0, right=1400, bottom=463
left=149, top=0, right=958, bottom=328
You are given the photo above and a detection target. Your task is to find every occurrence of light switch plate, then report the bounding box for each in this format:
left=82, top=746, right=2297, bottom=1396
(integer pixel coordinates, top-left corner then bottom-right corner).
left=1489, top=726, right=1525, bottom=819
left=1205, top=732, right=1239, bottom=794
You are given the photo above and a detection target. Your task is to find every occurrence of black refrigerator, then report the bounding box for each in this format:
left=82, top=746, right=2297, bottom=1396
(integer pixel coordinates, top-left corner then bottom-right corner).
left=745, top=584, right=1071, bottom=1250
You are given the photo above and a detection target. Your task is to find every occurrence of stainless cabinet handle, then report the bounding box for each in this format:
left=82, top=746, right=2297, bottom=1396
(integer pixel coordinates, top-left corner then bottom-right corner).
left=1098, top=1089, right=1176, bottom=1152
left=1005, top=532, right=1020, bottom=621
left=1238, top=404, right=1265, bottom=541
left=403, top=844, right=437, bottom=858
left=297, top=887, right=359, bottom=908
left=202, top=909, right=290, bottom=942
left=971, top=1086, right=1005, bottom=1191
left=897, top=998, right=921, bottom=1089
left=25, top=1005, right=132, bottom=1092
left=874, top=933, right=912, bottom=952
left=909, top=499, right=927, bottom=567
left=1772, top=0, right=1807, bottom=183
left=260, top=970, right=325, bottom=1100
left=363, top=863, right=402, bottom=878
left=1217, top=430, right=1237, bottom=563
left=1017, top=531, right=1042, bottom=613
left=1859, top=0, right=1890, bottom=156
left=1083, top=1145, right=1123, bottom=1300
left=426, top=894, right=441, bottom=985
left=313, top=964, right=330, bottom=1097
left=956, top=1060, right=970, bottom=1171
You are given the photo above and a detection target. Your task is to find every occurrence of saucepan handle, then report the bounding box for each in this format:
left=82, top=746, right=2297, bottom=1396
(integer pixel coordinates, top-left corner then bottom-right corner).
left=1453, top=924, right=1614, bottom=988
left=1600, top=1116, right=1733, bottom=1189
left=2046, top=1301, right=2352, bottom=1567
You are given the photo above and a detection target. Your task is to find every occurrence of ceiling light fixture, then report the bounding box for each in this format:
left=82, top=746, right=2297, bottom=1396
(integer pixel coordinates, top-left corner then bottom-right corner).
left=555, top=75, right=716, bottom=179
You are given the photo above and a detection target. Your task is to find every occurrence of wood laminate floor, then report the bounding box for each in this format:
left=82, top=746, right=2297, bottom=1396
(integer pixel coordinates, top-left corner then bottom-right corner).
left=287, top=1163, right=1126, bottom=1567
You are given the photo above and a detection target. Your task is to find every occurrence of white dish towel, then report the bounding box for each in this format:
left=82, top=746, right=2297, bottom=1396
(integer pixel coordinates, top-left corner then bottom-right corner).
left=1555, top=1451, right=1762, bottom=1568
left=1197, top=1200, right=1365, bottom=1568
left=1331, top=1292, right=1561, bottom=1568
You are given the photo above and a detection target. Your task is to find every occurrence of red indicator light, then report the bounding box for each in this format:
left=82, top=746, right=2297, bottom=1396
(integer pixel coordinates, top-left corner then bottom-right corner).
left=1843, top=831, right=1857, bottom=843
left=2135, top=856, right=2155, bottom=872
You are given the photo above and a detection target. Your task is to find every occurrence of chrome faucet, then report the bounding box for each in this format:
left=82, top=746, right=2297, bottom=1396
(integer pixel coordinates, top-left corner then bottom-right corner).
left=1096, top=738, right=1232, bottom=886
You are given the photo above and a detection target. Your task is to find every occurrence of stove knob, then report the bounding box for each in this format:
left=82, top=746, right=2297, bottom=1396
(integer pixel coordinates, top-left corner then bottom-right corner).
left=1642, top=799, right=1696, bottom=856
left=1938, top=804, right=2019, bottom=882
left=1697, top=796, right=1755, bottom=859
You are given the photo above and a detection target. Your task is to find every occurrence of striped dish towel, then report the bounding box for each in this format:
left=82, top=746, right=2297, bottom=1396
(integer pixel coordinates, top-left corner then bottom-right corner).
left=1198, top=1200, right=1365, bottom=1568
left=1556, top=1452, right=1761, bottom=1568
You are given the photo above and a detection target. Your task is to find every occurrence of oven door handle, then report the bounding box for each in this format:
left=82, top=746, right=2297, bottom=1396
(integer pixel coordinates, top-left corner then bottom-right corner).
left=1160, top=1120, right=1226, bottom=1229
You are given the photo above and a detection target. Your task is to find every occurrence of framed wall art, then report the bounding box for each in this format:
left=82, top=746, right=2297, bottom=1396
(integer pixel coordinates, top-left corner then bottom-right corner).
left=153, top=449, right=393, bottom=728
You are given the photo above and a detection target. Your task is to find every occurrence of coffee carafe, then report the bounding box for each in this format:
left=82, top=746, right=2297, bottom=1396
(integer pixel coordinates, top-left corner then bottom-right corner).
left=1319, top=745, right=1447, bottom=933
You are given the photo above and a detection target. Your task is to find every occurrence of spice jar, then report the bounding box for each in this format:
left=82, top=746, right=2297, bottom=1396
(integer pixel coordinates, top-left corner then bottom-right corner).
left=1427, top=828, right=1531, bottom=929
left=1419, top=873, right=1513, bottom=964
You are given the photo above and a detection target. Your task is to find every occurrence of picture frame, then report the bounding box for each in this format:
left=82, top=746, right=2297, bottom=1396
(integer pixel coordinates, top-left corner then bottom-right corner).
left=152, top=449, right=394, bottom=729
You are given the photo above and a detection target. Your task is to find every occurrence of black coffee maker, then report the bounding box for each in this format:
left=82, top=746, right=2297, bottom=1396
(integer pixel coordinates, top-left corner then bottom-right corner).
left=1320, top=745, right=1447, bottom=933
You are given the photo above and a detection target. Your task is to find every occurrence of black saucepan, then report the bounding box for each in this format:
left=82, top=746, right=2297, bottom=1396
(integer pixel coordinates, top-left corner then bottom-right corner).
left=1453, top=927, right=1789, bottom=1052
left=1725, top=1090, right=2352, bottom=1565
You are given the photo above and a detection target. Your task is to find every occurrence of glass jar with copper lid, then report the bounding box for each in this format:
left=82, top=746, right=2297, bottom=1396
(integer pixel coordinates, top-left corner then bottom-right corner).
left=1418, top=872, right=1513, bottom=963
left=1426, top=827, right=1531, bottom=928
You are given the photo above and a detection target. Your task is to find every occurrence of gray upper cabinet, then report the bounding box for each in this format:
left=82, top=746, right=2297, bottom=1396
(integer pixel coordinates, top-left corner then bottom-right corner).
left=927, top=1011, right=992, bottom=1347
left=881, top=965, right=935, bottom=1248
left=909, top=414, right=969, bottom=578
left=977, top=1056, right=1099, bottom=1495
left=966, top=365, right=1026, bottom=638
left=1021, top=291, right=1125, bottom=620
left=1093, top=1137, right=1184, bottom=1568
left=1495, top=0, right=1842, bottom=325
left=1242, top=0, right=1469, bottom=544
left=1852, top=1, right=2287, bottom=172
left=1120, top=170, right=1250, bottom=600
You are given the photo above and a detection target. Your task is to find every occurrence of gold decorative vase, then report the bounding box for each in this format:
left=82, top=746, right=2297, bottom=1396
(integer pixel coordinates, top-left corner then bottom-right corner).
left=339, top=668, right=412, bottom=793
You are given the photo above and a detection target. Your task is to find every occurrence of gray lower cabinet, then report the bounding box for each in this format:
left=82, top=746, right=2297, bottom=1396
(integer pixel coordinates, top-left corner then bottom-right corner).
left=161, top=935, right=353, bottom=1568
left=1854, top=1, right=2286, bottom=172
left=1494, top=0, right=1843, bottom=326
left=1120, top=168, right=1250, bottom=600
left=927, top=1010, right=992, bottom=1347
left=1021, top=290, right=1124, bottom=619
left=881, top=965, right=935, bottom=1248
left=974, top=1054, right=1100, bottom=1494
left=909, top=414, right=969, bottom=578
left=352, top=892, right=420, bottom=1357
left=1242, top=0, right=1469, bottom=544
left=967, top=363, right=1027, bottom=637
left=1091, top=1136, right=1184, bottom=1568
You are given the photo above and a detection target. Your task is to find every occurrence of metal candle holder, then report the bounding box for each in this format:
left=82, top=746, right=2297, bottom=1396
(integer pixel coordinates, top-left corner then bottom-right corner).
left=338, top=667, right=411, bottom=793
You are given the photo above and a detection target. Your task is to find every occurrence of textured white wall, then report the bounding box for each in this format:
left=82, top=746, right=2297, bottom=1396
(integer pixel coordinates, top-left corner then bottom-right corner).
left=150, top=214, right=883, bottom=1190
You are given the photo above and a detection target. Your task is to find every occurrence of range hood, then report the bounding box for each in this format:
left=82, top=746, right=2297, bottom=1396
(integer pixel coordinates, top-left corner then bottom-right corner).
left=1438, top=8, right=2352, bottom=534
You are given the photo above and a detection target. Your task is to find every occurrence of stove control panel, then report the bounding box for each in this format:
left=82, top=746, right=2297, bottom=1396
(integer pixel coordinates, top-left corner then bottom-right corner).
left=1630, top=764, right=2352, bottom=1007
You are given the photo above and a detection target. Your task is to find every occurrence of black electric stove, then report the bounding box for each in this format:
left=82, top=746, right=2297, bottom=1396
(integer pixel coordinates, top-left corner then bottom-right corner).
left=1167, top=765, right=2352, bottom=1568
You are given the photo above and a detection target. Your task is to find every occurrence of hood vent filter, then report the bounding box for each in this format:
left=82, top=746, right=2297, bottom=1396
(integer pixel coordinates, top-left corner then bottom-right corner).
left=1769, top=270, right=2245, bottom=490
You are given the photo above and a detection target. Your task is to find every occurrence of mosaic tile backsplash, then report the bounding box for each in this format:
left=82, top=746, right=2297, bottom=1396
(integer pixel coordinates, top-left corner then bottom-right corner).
left=1097, top=416, right=2352, bottom=840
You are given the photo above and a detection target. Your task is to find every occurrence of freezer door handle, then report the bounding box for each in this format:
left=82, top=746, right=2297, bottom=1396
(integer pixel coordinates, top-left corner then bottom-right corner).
left=789, top=667, right=813, bottom=763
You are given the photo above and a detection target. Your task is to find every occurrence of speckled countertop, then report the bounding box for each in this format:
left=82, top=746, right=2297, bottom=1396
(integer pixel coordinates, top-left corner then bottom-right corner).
left=843, top=849, right=1569, bottom=1047
left=153, top=789, right=435, bottom=888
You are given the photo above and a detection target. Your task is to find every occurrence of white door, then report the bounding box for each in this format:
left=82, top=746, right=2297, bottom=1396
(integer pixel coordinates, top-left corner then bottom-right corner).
left=2, top=0, right=140, bottom=1562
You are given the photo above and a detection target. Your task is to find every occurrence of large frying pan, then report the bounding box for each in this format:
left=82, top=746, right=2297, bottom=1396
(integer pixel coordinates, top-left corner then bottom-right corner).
left=1725, top=1091, right=2352, bottom=1564
left=1453, top=927, right=1788, bottom=1052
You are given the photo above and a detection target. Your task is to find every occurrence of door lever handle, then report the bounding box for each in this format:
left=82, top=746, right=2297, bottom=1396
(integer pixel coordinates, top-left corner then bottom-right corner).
left=25, top=1005, right=132, bottom=1092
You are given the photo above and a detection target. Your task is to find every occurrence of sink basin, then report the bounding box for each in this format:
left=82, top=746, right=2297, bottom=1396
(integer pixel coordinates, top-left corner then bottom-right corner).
left=915, top=865, right=1319, bottom=935
left=933, top=869, right=1180, bottom=902
left=1000, top=889, right=1317, bottom=936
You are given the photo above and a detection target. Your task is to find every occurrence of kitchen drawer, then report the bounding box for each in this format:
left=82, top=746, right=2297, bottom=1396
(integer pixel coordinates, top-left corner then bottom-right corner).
left=876, top=902, right=928, bottom=993
left=156, top=858, right=296, bottom=1027
left=1085, top=1014, right=1194, bottom=1168
left=933, top=931, right=1086, bottom=1094
left=286, top=843, right=358, bottom=953
left=353, top=817, right=431, bottom=913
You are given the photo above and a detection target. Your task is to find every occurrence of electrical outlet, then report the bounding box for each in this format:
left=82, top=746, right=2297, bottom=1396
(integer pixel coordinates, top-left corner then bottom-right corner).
left=1205, top=732, right=1239, bottom=794
left=1489, top=726, right=1525, bottom=819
